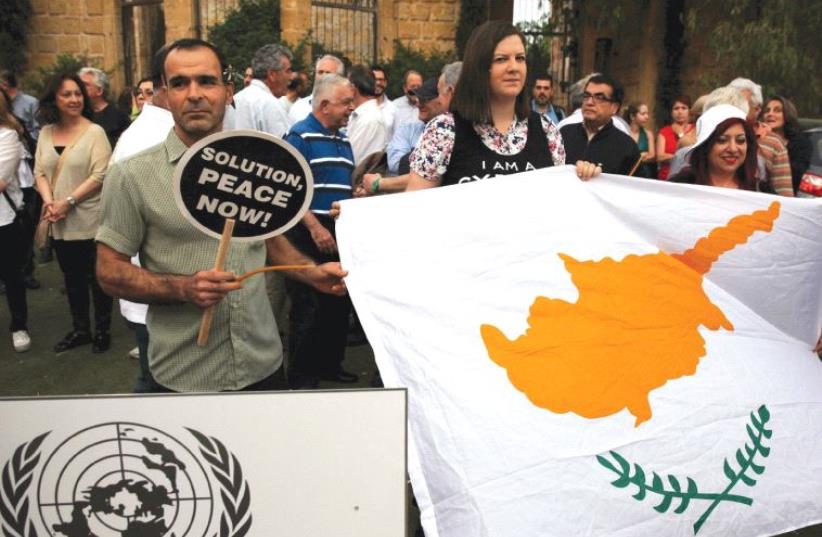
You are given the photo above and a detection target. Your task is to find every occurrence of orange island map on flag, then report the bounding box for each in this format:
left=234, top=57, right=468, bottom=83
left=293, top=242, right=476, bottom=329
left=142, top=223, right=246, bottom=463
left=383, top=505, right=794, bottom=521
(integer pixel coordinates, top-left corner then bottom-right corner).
left=481, top=202, right=781, bottom=427
left=337, top=167, right=822, bottom=537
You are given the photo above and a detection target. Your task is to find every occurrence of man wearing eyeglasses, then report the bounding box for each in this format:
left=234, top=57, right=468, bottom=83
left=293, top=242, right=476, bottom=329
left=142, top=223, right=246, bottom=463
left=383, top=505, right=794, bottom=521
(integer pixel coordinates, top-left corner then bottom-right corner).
left=559, top=74, right=639, bottom=175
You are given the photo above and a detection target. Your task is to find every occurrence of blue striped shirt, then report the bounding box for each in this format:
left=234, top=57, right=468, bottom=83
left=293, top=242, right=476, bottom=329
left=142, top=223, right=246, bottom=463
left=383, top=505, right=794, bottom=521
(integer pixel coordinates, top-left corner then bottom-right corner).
left=285, top=113, right=354, bottom=214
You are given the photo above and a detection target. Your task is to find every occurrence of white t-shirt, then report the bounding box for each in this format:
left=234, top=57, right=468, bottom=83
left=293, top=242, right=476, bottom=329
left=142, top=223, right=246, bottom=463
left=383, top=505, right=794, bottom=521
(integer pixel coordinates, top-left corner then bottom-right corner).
left=377, top=96, right=397, bottom=140
left=232, top=79, right=290, bottom=137
left=0, top=127, right=23, bottom=227
left=347, top=99, right=389, bottom=164
left=391, top=95, right=419, bottom=130
left=288, top=96, right=312, bottom=126
left=109, top=104, right=175, bottom=324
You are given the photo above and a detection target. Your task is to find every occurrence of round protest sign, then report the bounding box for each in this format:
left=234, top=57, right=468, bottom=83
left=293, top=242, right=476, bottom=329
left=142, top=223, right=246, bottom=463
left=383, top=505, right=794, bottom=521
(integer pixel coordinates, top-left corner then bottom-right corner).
left=173, top=130, right=313, bottom=242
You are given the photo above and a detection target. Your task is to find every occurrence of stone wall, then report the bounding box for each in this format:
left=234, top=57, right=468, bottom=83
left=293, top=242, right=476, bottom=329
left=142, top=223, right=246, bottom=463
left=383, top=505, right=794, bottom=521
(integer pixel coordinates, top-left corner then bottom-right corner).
left=164, top=0, right=198, bottom=40
left=573, top=1, right=727, bottom=127
left=26, top=0, right=124, bottom=91
left=281, top=0, right=459, bottom=64
left=21, top=0, right=462, bottom=94
left=389, top=0, right=459, bottom=56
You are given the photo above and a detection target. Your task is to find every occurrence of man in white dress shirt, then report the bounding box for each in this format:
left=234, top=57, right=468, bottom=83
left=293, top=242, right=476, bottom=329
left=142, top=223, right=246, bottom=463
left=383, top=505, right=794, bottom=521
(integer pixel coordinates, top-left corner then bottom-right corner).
left=109, top=47, right=175, bottom=392
left=288, top=55, right=346, bottom=126
left=232, top=43, right=292, bottom=137
left=391, top=69, right=422, bottom=130
left=371, top=64, right=396, bottom=139
left=346, top=65, right=388, bottom=164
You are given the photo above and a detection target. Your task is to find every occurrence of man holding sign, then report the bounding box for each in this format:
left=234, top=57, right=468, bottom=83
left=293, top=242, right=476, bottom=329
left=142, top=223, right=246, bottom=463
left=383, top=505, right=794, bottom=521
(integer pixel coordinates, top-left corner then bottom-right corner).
left=95, top=39, right=346, bottom=393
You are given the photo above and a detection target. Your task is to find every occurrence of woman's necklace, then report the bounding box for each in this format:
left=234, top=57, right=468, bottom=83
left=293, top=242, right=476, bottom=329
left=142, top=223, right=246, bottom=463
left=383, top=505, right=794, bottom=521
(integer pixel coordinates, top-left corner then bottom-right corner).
left=673, top=122, right=690, bottom=139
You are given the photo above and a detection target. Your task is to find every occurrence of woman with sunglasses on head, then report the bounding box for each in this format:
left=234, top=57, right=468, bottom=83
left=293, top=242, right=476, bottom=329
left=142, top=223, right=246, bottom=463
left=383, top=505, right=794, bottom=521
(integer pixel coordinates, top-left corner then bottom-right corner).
left=669, top=105, right=758, bottom=191
left=34, top=73, right=113, bottom=353
left=761, top=96, right=812, bottom=194
left=657, top=96, right=693, bottom=180
left=403, top=21, right=574, bottom=191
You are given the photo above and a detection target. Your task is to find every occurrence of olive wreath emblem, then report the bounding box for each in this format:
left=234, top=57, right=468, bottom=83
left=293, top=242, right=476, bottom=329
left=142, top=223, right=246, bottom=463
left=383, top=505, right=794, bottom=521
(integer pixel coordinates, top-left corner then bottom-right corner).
left=0, top=431, right=49, bottom=537
left=187, top=428, right=252, bottom=537
left=597, top=405, right=772, bottom=534
left=1, top=428, right=252, bottom=537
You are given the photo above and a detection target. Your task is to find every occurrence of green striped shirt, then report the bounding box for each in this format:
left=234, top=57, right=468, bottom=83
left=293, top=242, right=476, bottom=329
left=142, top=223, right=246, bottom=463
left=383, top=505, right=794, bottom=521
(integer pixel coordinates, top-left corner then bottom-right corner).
left=97, top=130, right=282, bottom=391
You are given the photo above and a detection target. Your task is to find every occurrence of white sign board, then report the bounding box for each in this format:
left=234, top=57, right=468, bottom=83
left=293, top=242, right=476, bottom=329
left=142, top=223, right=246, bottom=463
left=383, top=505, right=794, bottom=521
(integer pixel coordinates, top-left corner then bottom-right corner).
left=0, top=389, right=406, bottom=536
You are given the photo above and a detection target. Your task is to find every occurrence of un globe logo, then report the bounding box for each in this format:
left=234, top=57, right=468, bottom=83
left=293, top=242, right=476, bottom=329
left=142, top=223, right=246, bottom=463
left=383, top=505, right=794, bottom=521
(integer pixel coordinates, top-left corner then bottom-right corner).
left=37, top=422, right=215, bottom=537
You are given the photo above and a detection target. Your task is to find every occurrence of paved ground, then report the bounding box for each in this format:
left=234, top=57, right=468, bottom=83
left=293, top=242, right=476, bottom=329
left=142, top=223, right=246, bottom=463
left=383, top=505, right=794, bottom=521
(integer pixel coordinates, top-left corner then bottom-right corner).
left=0, top=258, right=379, bottom=395
left=0, top=259, right=819, bottom=536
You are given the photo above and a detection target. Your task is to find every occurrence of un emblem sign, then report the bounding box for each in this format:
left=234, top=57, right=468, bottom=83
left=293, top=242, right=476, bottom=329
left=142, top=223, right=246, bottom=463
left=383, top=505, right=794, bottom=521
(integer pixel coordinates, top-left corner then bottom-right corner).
left=2, top=423, right=250, bottom=537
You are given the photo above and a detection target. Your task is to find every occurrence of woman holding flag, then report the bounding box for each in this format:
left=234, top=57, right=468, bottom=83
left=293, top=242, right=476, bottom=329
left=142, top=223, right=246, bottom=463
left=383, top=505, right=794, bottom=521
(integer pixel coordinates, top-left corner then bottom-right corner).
left=670, top=104, right=758, bottom=191
left=402, top=21, right=599, bottom=189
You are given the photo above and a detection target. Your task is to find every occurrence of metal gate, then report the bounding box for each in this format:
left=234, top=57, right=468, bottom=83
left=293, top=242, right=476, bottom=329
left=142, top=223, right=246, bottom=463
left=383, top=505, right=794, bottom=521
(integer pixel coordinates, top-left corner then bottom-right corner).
left=120, top=0, right=166, bottom=87
left=515, top=0, right=576, bottom=98
left=195, top=0, right=239, bottom=39
left=311, top=0, right=378, bottom=65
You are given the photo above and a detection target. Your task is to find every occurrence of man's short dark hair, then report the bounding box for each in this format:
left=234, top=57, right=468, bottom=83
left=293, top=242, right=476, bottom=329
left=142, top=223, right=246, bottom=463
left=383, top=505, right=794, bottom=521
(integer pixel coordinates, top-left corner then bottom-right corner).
left=534, top=74, right=554, bottom=85
left=348, top=64, right=376, bottom=97
left=137, top=77, right=152, bottom=87
left=151, top=45, right=170, bottom=87
left=162, top=38, right=230, bottom=84
left=370, top=64, right=386, bottom=77
left=0, top=70, right=17, bottom=88
left=585, top=73, right=624, bottom=106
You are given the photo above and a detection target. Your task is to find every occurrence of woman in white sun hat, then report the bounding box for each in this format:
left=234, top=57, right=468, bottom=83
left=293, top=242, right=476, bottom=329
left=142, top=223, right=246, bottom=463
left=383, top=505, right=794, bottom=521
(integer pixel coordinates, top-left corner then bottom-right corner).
left=670, top=104, right=759, bottom=191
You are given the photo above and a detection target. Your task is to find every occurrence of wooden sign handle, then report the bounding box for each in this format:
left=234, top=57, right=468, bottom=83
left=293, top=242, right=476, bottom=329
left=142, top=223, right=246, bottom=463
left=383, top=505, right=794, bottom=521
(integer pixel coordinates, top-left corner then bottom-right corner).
left=197, top=219, right=235, bottom=347
left=236, top=264, right=315, bottom=282
left=628, top=154, right=644, bottom=177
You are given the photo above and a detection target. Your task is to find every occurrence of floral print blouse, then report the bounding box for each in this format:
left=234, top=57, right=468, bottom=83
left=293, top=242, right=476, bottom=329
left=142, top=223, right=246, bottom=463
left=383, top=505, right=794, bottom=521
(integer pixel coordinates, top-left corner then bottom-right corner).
left=409, top=112, right=566, bottom=181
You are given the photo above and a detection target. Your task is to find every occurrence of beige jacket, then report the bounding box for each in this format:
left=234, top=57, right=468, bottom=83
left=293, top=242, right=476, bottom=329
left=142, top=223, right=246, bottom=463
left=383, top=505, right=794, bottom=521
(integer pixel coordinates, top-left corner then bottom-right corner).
left=35, top=123, right=111, bottom=240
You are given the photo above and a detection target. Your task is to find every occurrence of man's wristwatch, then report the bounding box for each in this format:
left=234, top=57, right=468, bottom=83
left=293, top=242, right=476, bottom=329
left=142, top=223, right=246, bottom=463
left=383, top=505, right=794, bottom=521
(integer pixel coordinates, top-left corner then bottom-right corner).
left=66, top=196, right=77, bottom=208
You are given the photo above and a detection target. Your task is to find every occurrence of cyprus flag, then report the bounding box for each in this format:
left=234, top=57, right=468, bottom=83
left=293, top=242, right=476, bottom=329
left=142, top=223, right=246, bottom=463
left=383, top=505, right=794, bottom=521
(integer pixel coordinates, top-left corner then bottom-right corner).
left=337, top=166, right=822, bottom=537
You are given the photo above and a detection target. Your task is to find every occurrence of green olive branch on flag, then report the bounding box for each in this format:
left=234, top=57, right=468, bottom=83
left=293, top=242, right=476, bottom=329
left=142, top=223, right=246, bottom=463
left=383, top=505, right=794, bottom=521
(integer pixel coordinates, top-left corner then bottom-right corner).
left=596, top=405, right=772, bottom=535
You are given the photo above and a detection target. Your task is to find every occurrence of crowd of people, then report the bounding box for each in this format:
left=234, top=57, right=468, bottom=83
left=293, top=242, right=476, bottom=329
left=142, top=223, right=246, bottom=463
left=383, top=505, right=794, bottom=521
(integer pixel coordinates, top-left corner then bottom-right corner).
left=0, top=20, right=818, bottom=393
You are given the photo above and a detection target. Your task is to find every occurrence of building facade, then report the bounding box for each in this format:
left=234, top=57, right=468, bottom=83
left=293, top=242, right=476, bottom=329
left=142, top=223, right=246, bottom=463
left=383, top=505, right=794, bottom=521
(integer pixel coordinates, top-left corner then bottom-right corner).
left=24, top=0, right=475, bottom=94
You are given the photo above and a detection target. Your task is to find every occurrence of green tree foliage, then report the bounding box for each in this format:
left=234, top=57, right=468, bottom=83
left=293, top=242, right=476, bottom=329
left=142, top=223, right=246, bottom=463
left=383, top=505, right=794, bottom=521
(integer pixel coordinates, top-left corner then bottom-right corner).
left=207, top=0, right=283, bottom=74
left=208, top=0, right=345, bottom=85
left=205, top=0, right=453, bottom=98
left=455, top=0, right=487, bottom=57
left=0, top=0, right=32, bottom=73
left=687, top=0, right=822, bottom=117
left=379, top=41, right=456, bottom=98
left=25, top=54, right=96, bottom=98
left=517, top=21, right=553, bottom=85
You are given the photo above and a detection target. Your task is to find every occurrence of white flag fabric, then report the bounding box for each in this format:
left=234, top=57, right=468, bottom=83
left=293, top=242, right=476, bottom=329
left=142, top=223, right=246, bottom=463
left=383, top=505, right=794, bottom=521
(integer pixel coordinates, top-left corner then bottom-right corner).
left=337, top=166, right=822, bottom=537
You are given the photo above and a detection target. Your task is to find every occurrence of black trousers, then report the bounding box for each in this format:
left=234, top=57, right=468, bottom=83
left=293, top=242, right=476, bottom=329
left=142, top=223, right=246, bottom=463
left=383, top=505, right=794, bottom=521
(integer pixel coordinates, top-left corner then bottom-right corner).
left=20, top=187, right=41, bottom=277
left=53, top=239, right=113, bottom=334
left=0, top=222, right=28, bottom=331
left=285, top=215, right=351, bottom=381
